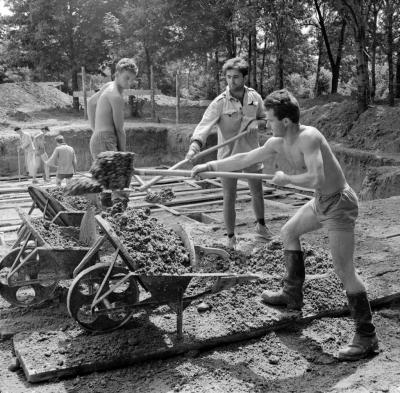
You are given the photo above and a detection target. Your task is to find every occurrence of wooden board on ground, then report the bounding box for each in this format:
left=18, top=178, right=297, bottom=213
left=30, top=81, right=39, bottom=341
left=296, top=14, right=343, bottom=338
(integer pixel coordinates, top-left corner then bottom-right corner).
left=12, top=269, right=400, bottom=383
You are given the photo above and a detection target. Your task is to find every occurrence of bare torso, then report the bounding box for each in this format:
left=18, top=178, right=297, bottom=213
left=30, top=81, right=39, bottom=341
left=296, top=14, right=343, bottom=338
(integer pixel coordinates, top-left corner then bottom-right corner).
left=272, top=125, right=346, bottom=194
left=94, top=83, right=124, bottom=134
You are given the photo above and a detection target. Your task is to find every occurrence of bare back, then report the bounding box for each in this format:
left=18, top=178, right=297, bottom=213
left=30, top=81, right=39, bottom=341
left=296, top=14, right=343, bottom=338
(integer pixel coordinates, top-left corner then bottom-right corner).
left=94, top=84, right=124, bottom=135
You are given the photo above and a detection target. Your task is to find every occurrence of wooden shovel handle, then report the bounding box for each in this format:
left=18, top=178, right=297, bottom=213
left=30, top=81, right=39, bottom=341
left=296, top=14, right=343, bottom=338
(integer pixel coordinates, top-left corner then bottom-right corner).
left=133, top=168, right=273, bottom=181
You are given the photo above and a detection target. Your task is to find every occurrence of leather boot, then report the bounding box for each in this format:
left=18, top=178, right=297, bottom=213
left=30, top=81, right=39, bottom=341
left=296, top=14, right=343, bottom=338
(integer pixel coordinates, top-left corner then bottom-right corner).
left=338, top=291, right=379, bottom=361
left=261, top=250, right=305, bottom=310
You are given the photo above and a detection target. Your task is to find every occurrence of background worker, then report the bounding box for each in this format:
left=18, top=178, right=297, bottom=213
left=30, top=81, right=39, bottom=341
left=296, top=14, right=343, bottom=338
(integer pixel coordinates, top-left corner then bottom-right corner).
left=88, top=58, right=138, bottom=206
left=46, top=135, right=77, bottom=186
left=33, top=126, right=51, bottom=182
left=14, top=127, right=36, bottom=183
left=186, top=57, right=271, bottom=249
left=192, top=89, right=378, bottom=361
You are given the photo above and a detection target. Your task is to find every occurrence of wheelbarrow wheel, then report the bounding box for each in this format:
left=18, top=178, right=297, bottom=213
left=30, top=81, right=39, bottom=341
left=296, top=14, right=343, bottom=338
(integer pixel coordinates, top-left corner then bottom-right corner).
left=67, top=262, right=139, bottom=332
left=0, top=248, right=58, bottom=307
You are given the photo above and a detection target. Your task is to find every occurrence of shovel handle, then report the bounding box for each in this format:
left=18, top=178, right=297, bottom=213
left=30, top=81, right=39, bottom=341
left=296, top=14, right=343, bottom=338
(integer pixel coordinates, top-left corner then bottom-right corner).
left=133, top=168, right=273, bottom=181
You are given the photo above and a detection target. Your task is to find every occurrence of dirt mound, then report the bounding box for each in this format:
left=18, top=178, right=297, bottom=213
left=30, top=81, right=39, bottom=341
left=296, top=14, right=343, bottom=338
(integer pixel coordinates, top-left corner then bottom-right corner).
left=0, top=82, right=72, bottom=120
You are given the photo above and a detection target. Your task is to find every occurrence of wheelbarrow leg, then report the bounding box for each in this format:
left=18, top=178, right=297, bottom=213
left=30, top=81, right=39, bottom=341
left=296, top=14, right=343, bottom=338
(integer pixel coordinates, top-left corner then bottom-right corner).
left=176, top=288, right=184, bottom=341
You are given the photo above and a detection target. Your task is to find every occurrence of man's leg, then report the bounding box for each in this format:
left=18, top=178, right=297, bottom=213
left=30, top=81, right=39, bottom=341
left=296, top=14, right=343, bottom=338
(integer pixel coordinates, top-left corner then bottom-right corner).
left=329, top=230, right=378, bottom=360
left=56, top=175, right=62, bottom=186
left=262, top=201, right=322, bottom=308
left=32, top=155, right=41, bottom=183
left=41, top=153, right=50, bottom=181
left=247, top=178, right=272, bottom=239
left=221, top=177, right=238, bottom=248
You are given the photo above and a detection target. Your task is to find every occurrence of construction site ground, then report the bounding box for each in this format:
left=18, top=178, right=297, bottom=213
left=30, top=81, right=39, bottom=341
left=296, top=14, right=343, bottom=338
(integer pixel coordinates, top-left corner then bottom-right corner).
left=0, top=174, right=400, bottom=393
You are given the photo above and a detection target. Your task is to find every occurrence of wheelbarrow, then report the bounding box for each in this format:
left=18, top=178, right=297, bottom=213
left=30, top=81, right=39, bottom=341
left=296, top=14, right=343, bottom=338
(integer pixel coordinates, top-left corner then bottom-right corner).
left=0, top=209, right=94, bottom=307
left=67, top=214, right=260, bottom=339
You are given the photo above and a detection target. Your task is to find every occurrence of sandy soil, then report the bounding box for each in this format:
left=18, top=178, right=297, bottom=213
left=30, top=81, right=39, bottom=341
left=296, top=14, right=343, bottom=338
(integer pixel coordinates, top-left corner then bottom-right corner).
left=1, top=196, right=400, bottom=392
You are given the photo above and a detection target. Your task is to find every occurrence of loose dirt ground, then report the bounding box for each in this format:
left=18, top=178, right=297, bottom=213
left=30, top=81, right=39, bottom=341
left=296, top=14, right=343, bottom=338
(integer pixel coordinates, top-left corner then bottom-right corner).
left=1, top=196, right=400, bottom=393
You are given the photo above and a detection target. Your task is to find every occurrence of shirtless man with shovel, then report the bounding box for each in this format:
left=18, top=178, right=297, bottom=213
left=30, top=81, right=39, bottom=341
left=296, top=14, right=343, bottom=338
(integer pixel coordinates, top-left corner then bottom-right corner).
left=192, top=89, right=378, bottom=360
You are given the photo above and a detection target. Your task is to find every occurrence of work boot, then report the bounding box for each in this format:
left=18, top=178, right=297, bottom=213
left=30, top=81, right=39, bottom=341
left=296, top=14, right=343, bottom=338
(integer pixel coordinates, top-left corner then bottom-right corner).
left=255, top=223, right=273, bottom=240
left=338, top=292, right=379, bottom=361
left=261, top=250, right=305, bottom=310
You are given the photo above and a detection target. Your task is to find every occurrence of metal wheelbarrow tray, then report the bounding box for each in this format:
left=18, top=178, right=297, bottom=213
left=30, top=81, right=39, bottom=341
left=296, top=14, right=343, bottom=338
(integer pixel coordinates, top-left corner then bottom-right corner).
left=67, top=214, right=260, bottom=339
left=0, top=209, right=92, bottom=307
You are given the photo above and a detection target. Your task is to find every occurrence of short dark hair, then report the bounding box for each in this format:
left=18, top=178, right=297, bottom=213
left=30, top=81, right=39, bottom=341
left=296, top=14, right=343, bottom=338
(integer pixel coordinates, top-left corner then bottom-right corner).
left=222, top=57, right=249, bottom=77
left=264, top=89, right=300, bottom=124
left=55, top=135, right=65, bottom=143
left=116, top=58, right=138, bottom=75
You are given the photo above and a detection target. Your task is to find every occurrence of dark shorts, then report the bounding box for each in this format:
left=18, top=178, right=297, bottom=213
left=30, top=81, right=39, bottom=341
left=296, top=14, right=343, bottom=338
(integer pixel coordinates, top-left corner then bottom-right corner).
left=57, top=173, right=73, bottom=180
left=220, top=164, right=262, bottom=187
left=306, top=184, right=358, bottom=232
left=90, top=131, right=118, bottom=160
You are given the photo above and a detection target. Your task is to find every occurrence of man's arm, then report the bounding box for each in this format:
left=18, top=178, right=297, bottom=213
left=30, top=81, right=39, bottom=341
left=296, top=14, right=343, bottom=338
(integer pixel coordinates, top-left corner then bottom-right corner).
left=71, top=148, right=77, bottom=173
left=186, top=99, right=222, bottom=159
left=273, top=134, right=325, bottom=189
left=192, top=137, right=278, bottom=176
left=109, top=94, right=126, bottom=151
left=45, top=148, right=59, bottom=167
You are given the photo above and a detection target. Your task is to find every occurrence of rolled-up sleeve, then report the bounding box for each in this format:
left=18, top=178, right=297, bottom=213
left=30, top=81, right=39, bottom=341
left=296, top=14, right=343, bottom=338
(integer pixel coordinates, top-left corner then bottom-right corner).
left=190, top=99, right=222, bottom=146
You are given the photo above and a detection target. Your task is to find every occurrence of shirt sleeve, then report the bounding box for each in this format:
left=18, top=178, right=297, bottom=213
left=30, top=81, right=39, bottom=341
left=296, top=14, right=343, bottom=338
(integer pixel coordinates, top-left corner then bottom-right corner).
left=190, top=98, right=222, bottom=146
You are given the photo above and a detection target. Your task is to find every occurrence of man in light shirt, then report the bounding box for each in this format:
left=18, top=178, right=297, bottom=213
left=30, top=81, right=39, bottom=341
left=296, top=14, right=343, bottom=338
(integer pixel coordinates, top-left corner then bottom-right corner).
left=186, top=57, right=272, bottom=249
left=46, top=135, right=77, bottom=186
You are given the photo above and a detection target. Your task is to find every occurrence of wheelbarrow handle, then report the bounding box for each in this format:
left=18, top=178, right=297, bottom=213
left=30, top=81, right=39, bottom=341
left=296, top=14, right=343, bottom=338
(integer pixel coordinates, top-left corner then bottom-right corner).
left=133, top=168, right=274, bottom=181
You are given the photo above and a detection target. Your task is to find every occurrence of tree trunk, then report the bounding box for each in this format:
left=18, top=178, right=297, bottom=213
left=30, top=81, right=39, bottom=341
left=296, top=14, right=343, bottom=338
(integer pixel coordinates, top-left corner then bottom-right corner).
left=314, top=33, right=323, bottom=97
left=215, top=50, right=220, bottom=95
left=333, top=0, right=370, bottom=113
left=370, top=4, right=379, bottom=101
left=144, top=46, right=152, bottom=89
left=248, top=33, right=252, bottom=87
left=331, top=18, right=346, bottom=93
left=72, top=67, right=79, bottom=111
left=386, top=2, right=394, bottom=106
left=354, top=27, right=370, bottom=112
left=396, top=51, right=400, bottom=98
left=259, top=32, right=268, bottom=97
left=251, top=24, right=257, bottom=90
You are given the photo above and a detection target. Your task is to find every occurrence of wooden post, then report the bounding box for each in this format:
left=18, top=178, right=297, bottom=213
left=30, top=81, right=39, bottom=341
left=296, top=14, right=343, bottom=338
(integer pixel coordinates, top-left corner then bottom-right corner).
left=81, top=66, right=87, bottom=120
left=150, top=65, right=156, bottom=121
left=176, top=69, right=180, bottom=125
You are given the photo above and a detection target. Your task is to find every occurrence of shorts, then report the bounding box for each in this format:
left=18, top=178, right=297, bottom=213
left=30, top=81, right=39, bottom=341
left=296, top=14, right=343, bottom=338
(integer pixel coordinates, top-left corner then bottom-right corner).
left=57, top=173, right=73, bottom=180
left=307, top=184, right=358, bottom=232
left=90, top=131, right=118, bottom=160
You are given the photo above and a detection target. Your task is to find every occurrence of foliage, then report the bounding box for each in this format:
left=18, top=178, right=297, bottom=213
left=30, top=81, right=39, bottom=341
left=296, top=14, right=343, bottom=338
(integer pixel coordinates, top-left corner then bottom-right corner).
left=0, top=0, right=398, bottom=112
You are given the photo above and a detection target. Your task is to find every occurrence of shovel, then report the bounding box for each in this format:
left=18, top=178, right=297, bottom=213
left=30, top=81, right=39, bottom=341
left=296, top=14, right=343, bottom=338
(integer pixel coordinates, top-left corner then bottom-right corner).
left=138, top=118, right=257, bottom=192
left=133, top=168, right=274, bottom=182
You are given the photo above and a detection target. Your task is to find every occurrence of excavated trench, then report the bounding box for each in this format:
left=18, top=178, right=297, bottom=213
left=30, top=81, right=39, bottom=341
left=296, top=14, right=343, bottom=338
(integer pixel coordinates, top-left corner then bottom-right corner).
left=2, top=123, right=400, bottom=200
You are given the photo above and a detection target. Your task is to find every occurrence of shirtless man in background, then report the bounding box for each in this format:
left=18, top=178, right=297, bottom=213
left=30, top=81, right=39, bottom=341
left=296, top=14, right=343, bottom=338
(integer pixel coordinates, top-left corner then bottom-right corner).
left=192, top=89, right=378, bottom=361
left=87, top=58, right=138, bottom=205
left=88, top=58, right=138, bottom=159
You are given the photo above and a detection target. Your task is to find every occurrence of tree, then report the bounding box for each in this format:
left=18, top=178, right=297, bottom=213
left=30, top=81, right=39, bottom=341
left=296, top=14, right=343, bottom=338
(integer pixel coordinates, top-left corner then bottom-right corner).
left=333, top=0, right=371, bottom=113
left=313, top=0, right=347, bottom=94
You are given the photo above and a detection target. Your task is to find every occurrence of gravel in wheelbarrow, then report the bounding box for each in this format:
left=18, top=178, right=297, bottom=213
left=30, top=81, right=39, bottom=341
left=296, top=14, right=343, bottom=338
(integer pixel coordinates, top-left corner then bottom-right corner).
left=30, top=217, right=87, bottom=248
left=103, top=207, right=192, bottom=275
